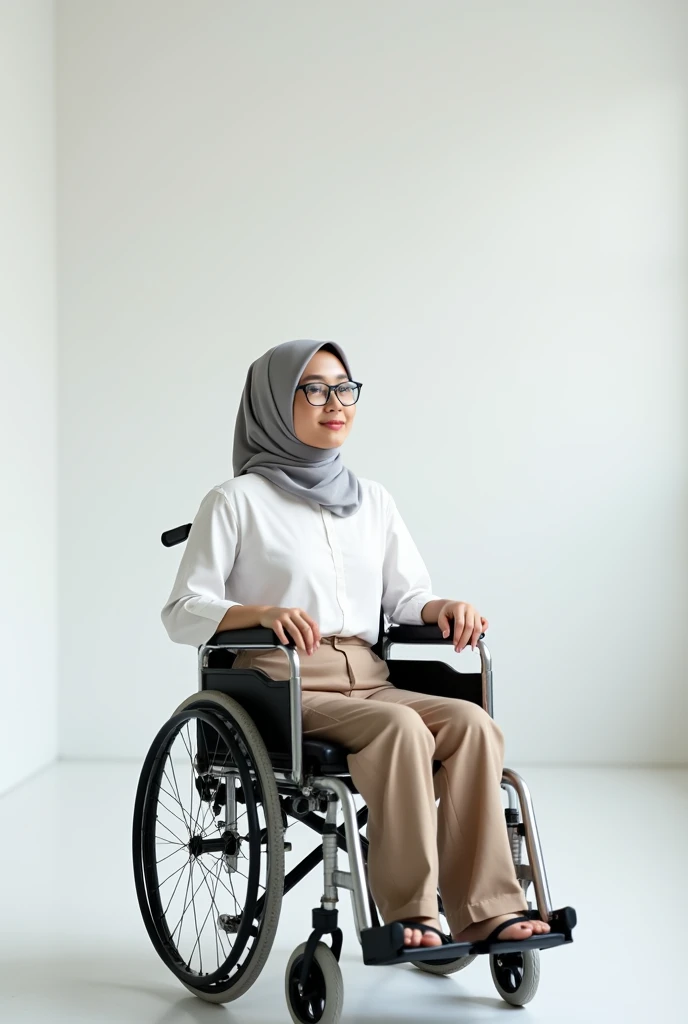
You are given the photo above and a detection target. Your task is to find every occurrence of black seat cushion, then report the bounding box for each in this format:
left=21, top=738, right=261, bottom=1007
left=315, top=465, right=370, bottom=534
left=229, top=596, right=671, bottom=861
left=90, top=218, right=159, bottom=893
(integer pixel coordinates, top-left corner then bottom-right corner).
left=299, top=739, right=441, bottom=779
left=303, top=739, right=350, bottom=774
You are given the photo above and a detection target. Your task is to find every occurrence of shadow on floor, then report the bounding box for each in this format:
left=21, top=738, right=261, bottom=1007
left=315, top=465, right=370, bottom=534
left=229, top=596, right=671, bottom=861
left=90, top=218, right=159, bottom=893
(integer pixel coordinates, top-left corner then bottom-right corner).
left=0, top=944, right=515, bottom=1024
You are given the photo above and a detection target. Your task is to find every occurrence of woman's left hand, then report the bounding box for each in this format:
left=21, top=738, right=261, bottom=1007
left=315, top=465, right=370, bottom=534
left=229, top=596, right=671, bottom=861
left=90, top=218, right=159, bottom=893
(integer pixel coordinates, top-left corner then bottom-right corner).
left=437, top=602, right=489, bottom=653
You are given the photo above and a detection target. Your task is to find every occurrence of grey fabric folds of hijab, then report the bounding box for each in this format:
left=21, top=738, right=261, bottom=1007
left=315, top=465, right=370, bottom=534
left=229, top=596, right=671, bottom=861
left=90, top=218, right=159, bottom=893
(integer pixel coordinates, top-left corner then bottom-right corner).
left=232, top=339, right=362, bottom=517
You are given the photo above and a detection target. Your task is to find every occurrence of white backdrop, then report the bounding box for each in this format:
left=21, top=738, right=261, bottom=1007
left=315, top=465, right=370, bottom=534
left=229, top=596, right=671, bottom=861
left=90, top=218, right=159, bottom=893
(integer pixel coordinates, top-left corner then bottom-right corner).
left=56, top=0, right=687, bottom=764
left=1, top=1, right=57, bottom=795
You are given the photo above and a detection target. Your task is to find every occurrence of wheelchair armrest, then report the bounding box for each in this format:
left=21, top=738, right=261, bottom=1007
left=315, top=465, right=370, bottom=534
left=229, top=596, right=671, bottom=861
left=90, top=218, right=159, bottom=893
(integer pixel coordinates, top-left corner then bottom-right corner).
left=386, top=624, right=486, bottom=644
left=203, top=627, right=302, bottom=785
left=207, top=628, right=294, bottom=648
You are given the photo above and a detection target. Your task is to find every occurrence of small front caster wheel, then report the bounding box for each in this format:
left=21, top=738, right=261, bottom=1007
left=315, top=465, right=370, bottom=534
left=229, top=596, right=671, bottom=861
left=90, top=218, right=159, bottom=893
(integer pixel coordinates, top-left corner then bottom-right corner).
left=285, top=941, right=344, bottom=1024
left=490, top=948, right=540, bottom=1005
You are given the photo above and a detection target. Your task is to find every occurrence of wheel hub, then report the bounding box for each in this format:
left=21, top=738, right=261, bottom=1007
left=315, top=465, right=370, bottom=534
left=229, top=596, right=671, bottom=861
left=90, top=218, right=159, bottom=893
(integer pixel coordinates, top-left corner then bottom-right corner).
left=494, top=952, right=524, bottom=993
left=223, top=830, right=240, bottom=856
left=187, top=830, right=242, bottom=858
left=288, top=955, right=326, bottom=1023
left=188, top=833, right=204, bottom=857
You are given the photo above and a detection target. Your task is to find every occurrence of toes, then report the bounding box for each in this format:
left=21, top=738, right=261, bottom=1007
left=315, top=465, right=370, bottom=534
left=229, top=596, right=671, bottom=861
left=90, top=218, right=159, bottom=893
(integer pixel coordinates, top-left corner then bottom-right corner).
left=402, top=926, right=441, bottom=947
left=403, top=927, right=422, bottom=947
left=530, top=920, right=550, bottom=934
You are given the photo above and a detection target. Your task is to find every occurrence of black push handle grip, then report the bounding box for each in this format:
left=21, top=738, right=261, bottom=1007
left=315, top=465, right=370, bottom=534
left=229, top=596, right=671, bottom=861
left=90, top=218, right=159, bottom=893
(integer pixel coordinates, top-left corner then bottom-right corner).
left=161, top=523, right=192, bottom=547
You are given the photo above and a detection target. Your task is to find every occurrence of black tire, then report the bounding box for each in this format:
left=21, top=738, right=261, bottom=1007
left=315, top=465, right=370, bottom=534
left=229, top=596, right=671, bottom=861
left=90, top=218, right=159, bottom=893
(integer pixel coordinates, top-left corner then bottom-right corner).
left=133, top=691, right=284, bottom=1003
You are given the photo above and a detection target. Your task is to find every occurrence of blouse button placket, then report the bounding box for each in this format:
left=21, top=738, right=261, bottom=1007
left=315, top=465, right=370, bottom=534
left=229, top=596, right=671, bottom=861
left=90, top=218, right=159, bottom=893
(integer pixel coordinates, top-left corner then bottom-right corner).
left=320, top=507, right=348, bottom=635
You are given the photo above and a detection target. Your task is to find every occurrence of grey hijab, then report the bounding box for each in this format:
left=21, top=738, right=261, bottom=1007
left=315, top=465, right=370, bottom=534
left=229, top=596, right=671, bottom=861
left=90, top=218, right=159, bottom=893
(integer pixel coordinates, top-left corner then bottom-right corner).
left=232, top=339, right=362, bottom=517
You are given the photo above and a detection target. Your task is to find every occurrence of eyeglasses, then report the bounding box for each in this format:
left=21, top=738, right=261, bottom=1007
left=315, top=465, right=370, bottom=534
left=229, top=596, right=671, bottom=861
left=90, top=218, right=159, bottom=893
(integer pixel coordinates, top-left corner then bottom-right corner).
left=295, top=380, right=363, bottom=407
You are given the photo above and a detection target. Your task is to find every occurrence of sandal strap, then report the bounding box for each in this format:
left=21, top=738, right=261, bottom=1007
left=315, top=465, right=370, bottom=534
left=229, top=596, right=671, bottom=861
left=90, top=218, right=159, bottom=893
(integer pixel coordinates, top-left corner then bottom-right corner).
left=484, top=916, right=533, bottom=942
left=395, top=920, right=451, bottom=945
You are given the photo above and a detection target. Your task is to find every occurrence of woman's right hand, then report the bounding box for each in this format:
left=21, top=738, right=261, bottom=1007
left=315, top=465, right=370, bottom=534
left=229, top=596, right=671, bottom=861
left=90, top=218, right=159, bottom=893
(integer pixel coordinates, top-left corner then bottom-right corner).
left=258, top=606, right=321, bottom=655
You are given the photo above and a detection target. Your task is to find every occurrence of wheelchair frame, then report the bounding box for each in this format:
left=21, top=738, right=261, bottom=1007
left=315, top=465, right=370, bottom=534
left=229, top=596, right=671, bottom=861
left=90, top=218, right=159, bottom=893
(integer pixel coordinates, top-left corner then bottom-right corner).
left=196, top=628, right=560, bottom=964
left=138, top=520, right=576, bottom=1017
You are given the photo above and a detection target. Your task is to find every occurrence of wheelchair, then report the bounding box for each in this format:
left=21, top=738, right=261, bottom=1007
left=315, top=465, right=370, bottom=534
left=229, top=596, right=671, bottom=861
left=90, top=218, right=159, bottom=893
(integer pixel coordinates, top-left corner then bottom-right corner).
left=132, top=523, right=576, bottom=1023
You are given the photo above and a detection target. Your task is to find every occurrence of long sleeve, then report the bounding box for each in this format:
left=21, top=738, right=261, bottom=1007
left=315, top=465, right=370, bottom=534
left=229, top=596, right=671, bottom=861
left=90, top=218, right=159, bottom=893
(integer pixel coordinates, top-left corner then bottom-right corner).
left=161, top=488, right=242, bottom=646
left=381, top=491, right=441, bottom=624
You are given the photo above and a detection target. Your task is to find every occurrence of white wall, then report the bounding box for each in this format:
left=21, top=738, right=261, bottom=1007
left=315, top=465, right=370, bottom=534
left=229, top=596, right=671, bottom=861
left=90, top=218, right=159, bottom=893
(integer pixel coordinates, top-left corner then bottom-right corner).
left=0, top=1, right=58, bottom=794
left=56, top=0, right=687, bottom=764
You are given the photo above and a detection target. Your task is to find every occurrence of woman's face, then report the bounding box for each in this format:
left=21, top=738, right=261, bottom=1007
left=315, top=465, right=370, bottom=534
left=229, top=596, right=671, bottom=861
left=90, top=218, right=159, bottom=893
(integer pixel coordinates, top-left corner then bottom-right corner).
left=293, top=349, right=358, bottom=449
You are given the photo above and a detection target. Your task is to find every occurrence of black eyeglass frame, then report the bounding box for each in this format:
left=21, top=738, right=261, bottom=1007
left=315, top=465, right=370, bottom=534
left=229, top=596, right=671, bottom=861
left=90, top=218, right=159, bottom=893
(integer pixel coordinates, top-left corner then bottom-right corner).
left=294, top=380, right=363, bottom=407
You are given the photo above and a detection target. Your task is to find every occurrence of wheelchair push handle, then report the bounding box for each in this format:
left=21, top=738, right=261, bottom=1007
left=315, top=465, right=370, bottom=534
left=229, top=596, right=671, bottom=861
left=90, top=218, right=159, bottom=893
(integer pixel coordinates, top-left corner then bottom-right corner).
left=161, top=523, right=192, bottom=547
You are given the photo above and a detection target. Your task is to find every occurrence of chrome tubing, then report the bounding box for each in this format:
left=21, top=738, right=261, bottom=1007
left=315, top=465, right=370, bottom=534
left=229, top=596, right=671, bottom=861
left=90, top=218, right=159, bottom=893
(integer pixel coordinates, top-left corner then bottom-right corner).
left=321, top=797, right=339, bottom=911
left=383, top=635, right=494, bottom=717
left=502, top=780, right=519, bottom=811
left=312, top=776, right=373, bottom=936
left=478, top=638, right=493, bottom=717
left=223, top=773, right=238, bottom=873
left=502, top=767, right=553, bottom=920
left=197, top=641, right=303, bottom=786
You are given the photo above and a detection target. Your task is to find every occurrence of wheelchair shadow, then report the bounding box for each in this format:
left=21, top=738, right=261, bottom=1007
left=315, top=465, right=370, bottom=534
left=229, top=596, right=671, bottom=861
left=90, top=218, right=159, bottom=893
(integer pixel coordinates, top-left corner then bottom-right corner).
left=0, top=944, right=513, bottom=1024
left=340, top=966, right=513, bottom=1022
left=0, top=948, right=241, bottom=1024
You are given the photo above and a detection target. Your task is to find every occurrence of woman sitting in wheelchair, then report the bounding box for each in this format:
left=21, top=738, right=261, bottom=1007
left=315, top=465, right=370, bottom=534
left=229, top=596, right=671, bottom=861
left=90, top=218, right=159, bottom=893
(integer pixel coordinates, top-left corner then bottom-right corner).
left=161, top=338, right=550, bottom=951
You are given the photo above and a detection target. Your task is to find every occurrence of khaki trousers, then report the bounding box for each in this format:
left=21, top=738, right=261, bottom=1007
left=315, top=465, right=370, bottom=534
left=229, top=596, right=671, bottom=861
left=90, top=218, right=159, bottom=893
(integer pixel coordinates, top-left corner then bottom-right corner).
left=233, top=635, right=527, bottom=935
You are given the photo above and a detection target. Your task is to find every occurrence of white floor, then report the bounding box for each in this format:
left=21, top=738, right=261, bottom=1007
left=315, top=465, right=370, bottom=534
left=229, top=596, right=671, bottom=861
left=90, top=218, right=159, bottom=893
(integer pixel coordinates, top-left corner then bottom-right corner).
left=0, top=762, right=685, bottom=1023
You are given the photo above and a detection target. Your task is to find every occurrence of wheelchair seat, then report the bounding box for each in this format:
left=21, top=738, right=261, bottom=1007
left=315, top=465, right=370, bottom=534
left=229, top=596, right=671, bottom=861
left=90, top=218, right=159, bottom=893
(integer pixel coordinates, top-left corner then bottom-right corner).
left=303, top=738, right=350, bottom=774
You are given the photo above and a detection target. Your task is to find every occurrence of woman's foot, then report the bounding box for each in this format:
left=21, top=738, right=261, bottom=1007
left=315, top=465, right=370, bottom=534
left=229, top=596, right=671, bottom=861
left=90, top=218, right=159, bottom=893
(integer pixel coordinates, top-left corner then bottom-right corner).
left=452, top=912, right=551, bottom=944
left=401, top=917, right=444, bottom=948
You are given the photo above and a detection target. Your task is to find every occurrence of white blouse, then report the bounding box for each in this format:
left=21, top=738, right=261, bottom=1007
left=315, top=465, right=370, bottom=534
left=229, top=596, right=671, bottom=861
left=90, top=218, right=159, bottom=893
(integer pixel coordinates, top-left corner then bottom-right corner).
left=161, top=474, right=441, bottom=647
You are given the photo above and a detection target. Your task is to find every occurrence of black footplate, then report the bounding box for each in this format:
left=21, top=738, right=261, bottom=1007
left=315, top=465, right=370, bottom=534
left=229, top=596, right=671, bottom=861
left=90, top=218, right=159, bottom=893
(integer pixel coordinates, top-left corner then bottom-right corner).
left=361, top=906, right=577, bottom=967
left=361, top=924, right=473, bottom=967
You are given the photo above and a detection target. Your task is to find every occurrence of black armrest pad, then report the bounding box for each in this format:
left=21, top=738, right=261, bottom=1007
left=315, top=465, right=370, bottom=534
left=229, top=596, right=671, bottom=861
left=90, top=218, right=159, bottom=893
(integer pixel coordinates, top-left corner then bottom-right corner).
left=207, top=628, right=292, bottom=648
left=207, top=624, right=484, bottom=648
left=387, top=624, right=485, bottom=645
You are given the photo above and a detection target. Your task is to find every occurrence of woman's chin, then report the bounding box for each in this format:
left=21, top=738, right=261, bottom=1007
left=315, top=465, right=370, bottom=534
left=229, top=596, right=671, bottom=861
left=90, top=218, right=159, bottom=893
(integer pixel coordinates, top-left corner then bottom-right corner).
left=312, top=432, right=346, bottom=450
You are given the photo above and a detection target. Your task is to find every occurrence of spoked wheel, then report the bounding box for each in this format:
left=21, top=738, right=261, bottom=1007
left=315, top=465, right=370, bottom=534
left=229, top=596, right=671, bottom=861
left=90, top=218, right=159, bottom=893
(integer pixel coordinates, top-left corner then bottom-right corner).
left=133, top=691, right=284, bottom=1003
left=490, top=948, right=540, bottom=1005
left=285, top=942, right=344, bottom=1024
left=413, top=894, right=477, bottom=976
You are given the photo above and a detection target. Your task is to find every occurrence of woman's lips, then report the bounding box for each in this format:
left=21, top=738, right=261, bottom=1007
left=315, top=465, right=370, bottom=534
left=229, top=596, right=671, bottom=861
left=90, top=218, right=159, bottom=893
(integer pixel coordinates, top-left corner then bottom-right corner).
left=320, top=422, right=344, bottom=430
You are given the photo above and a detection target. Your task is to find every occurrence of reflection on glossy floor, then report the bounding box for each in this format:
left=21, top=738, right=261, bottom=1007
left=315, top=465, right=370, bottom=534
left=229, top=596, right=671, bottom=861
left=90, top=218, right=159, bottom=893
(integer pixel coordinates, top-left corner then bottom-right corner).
left=0, top=762, right=684, bottom=1023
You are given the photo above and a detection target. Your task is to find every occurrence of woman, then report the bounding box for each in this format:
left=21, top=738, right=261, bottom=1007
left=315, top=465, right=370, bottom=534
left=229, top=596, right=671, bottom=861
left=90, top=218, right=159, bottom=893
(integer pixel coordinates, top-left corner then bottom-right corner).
left=161, top=338, right=550, bottom=950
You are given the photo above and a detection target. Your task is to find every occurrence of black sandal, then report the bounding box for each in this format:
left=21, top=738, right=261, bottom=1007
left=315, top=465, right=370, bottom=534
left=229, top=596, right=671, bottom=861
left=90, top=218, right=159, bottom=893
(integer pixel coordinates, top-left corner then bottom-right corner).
left=394, top=921, right=451, bottom=949
left=483, top=916, right=533, bottom=942
left=471, top=914, right=548, bottom=953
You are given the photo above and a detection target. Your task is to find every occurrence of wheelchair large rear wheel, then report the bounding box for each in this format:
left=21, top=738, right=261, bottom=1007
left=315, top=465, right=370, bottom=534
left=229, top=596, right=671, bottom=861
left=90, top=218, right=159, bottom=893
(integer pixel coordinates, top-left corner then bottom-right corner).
left=133, top=691, right=284, bottom=1003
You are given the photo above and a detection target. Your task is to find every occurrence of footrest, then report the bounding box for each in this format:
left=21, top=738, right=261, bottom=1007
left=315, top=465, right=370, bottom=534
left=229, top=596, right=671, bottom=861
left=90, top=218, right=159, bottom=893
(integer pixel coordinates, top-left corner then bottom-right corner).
left=467, top=906, right=577, bottom=957
left=549, top=905, right=577, bottom=940
left=361, top=923, right=473, bottom=967
left=360, top=906, right=577, bottom=967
